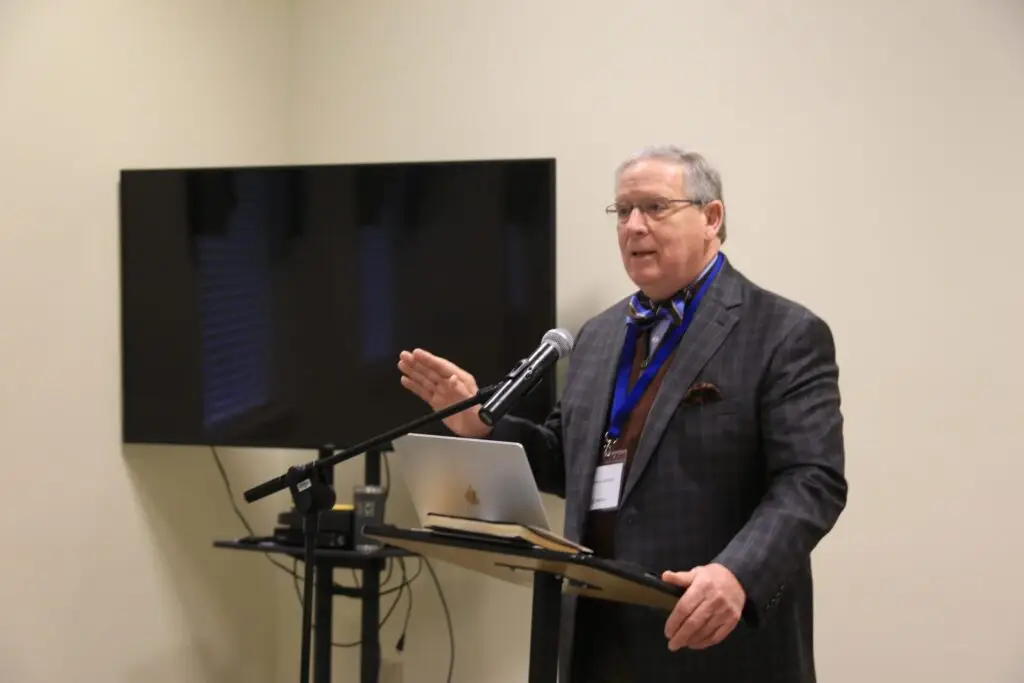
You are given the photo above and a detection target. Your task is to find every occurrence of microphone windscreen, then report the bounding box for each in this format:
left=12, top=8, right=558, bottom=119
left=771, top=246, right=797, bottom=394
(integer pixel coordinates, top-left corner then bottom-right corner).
left=542, top=328, right=575, bottom=359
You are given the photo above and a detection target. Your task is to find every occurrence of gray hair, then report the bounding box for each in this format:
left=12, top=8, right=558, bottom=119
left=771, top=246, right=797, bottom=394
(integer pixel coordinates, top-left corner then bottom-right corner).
left=615, top=145, right=728, bottom=242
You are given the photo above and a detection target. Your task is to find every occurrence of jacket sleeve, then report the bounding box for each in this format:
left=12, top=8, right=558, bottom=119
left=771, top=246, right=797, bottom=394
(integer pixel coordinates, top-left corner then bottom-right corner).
left=487, top=403, right=566, bottom=498
left=713, top=313, right=848, bottom=626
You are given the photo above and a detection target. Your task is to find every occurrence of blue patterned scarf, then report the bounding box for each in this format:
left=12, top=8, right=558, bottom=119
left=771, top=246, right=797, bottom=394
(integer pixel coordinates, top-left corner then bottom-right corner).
left=625, top=254, right=721, bottom=328
left=626, top=291, right=686, bottom=327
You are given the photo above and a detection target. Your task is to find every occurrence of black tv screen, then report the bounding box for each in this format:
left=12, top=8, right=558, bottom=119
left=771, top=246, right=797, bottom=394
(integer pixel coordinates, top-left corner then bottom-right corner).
left=119, top=159, right=556, bottom=449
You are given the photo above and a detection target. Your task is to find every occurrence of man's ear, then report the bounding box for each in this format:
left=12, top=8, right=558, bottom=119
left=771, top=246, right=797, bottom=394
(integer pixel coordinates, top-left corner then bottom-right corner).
left=703, top=200, right=725, bottom=237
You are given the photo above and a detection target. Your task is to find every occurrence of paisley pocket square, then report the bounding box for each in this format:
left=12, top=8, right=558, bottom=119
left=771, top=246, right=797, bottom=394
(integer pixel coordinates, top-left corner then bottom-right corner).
left=682, top=381, right=722, bottom=406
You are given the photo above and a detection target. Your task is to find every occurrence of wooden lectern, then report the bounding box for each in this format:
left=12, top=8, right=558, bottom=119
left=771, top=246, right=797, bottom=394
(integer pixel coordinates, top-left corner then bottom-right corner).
left=364, top=524, right=683, bottom=683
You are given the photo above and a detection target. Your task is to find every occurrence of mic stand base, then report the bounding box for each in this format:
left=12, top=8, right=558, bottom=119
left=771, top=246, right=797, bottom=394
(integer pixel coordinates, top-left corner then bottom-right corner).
left=288, top=448, right=338, bottom=683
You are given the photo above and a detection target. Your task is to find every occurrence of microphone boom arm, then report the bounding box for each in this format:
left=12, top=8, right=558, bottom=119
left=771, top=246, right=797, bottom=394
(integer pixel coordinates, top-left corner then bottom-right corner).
left=243, top=381, right=502, bottom=504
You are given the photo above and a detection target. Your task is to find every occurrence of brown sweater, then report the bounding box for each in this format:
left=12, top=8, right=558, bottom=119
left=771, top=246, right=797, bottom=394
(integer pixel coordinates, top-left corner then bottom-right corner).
left=582, top=329, right=678, bottom=558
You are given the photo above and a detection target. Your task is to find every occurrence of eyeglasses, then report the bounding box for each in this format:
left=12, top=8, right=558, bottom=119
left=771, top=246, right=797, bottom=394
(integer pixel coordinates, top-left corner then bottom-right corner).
left=605, top=198, right=702, bottom=223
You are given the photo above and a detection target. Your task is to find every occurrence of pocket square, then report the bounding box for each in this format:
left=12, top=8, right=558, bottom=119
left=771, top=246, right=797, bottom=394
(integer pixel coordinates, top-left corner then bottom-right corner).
left=682, top=381, right=722, bottom=406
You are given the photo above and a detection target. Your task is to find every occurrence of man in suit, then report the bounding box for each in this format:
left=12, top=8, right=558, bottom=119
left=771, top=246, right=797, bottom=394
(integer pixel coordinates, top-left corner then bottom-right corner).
left=396, top=145, right=847, bottom=682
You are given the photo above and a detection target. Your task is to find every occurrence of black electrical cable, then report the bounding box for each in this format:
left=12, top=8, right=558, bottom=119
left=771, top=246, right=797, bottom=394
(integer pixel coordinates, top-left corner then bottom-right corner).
left=212, top=446, right=298, bottom=579
left=380, top=452, right=453, bottom=680
left=424, top=557, right=455, bottom=683
left=214, top=445, right=448, bottom=675
left=396, top=557, right=413, bottom=652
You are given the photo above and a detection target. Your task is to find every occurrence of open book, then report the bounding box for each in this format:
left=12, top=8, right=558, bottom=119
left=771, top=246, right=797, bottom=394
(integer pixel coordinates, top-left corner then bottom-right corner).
left=423, top=513, right=592, bottom=555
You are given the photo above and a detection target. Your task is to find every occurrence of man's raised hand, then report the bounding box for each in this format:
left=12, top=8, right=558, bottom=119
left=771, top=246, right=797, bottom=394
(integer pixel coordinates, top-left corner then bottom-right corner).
left=397, top=348, right=492, bottom=438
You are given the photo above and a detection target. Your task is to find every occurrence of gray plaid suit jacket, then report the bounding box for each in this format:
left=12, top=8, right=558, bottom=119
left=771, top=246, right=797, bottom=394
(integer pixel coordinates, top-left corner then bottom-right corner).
left=489, top=255, right=847, bottom=683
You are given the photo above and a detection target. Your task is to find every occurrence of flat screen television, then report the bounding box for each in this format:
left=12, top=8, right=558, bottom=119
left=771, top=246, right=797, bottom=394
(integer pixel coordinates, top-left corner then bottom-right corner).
left=119, top=158, right=556, bottom=449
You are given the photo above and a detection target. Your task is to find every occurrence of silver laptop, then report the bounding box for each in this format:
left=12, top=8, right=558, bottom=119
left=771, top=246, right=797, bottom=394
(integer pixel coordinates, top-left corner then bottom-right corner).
left=389, top=432, right=551, bottom=530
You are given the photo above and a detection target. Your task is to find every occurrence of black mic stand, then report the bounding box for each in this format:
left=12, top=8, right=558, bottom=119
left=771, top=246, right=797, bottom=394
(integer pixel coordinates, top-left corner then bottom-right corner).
left=244, top=383, right=502, bottom=683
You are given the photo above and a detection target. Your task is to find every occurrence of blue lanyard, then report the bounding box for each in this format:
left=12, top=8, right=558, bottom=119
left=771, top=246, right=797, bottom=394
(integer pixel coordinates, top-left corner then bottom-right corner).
left=605, top=253, right=724, bottom=442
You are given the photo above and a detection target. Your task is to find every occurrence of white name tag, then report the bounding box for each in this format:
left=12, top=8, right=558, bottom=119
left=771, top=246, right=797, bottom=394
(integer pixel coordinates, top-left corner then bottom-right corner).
left=590, top=461, right=625, bottom=511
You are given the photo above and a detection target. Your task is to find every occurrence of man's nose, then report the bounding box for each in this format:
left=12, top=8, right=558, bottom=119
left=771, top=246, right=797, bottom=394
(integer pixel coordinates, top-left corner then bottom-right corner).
left=623, top=209, right=648, bottom=234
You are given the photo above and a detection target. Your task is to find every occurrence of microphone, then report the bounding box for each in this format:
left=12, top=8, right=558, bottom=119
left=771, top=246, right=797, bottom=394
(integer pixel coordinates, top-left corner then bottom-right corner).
left=478, top=328, right=575, bottom=426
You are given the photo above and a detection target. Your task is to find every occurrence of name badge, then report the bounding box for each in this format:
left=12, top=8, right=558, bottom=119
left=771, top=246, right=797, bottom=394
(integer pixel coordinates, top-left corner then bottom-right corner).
left=589, top=442, right=628, bottom=511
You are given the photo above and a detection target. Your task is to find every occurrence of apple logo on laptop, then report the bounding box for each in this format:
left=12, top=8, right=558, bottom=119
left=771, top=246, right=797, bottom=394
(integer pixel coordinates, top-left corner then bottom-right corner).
left=464, top=485, right=480, bottom=506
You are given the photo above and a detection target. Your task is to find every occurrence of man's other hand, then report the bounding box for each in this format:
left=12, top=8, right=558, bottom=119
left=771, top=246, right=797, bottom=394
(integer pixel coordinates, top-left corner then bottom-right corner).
left=662, top=563, right=745, bottom=651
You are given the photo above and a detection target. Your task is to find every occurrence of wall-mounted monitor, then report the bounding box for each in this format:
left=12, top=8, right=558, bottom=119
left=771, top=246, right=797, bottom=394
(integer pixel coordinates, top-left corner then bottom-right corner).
left=119, top=158, right=556, bottom=449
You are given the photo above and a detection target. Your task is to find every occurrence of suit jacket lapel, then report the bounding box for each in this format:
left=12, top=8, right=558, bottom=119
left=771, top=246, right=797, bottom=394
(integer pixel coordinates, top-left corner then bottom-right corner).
left=620, top=263, right=743, bottom=505
left=567, top=314, right=625, bottom=535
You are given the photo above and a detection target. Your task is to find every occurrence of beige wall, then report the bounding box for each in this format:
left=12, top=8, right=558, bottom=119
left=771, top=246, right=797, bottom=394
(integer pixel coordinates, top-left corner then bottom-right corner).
left=3, top=1, right=1023, bottom=682
left=291, top=0, right=1024, bottom=682
left=0, top=2, right=296, bottom=682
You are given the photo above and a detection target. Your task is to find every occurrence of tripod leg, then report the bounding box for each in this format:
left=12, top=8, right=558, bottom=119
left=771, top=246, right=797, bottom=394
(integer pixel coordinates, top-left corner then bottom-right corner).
left=314, top=558, right=333, bottom=683
left=528, top=572, right=562, bottom=683
left=299, top=512, right=318, bottom=683
left=360, top=558, right=382, bottom=683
